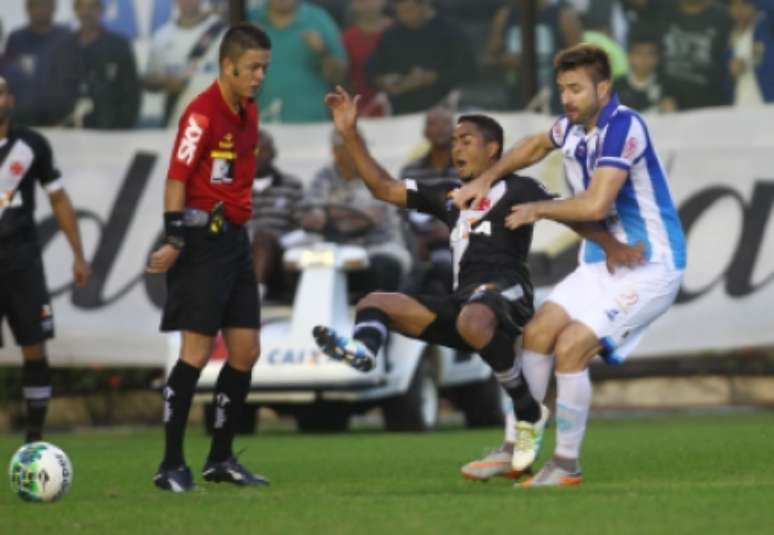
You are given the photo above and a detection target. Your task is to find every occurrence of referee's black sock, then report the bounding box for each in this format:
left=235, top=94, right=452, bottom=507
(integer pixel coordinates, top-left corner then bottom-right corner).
left=480, top=329, right=541, bottom=424
left=22, top=357, right=52, bottom=443
left=162, top=359, right=201, bottom=469
left=208, top=363, right=251, bottom=463
left=352, top=307, right=390, bottom=356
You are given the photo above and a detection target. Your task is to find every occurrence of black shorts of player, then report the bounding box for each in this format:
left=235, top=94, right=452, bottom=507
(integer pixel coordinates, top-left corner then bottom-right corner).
left=0, top=245, right=54, bottom=348
left=408, top=276, right=534, bottom=351
left=161, top=224, right=260, bottom=336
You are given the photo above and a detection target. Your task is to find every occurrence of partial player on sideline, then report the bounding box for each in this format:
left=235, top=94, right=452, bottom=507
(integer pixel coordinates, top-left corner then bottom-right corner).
left=314, top=86, right=642, bottom=475
left=0, top=76, right=91, bottom=445
left=454, top=44, right=685, bottom=487
left=146, top=23, right=272, bottom=493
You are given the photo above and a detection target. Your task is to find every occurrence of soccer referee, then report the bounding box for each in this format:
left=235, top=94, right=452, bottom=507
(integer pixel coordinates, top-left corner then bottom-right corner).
left=146, top=23, right=271, bottom=493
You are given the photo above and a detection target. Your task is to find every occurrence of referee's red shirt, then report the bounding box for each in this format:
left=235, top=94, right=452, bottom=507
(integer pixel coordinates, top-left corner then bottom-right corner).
left=167, top=81, right=259, bottom=225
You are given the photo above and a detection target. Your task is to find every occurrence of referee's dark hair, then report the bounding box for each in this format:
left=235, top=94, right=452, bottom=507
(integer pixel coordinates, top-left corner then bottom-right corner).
left=457, top=114, right=504, bottom=159
left=554, top=44, right=612, bottom=84
left=219, top=23, right=272, bottom=65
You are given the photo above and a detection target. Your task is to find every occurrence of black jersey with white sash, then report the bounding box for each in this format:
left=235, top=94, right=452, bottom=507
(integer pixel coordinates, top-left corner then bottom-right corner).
left=404, top=173, right=553, bottom=291
left=0, top=126, right=61, bottom=245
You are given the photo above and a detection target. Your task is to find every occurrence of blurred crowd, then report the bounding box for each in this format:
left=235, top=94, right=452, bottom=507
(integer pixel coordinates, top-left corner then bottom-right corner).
left=0, top=0, right=772, bottom=130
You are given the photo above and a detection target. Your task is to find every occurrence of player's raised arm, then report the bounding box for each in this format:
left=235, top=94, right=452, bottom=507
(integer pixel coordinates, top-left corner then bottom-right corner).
left=451, top=131, right=556, bottom=209
left=324, top=86, right=408, bottom=208
left=506, top=166, right=626, bottom=230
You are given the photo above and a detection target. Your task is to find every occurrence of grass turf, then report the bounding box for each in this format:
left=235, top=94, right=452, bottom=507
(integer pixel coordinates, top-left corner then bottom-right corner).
left=2, top=412, right=773, bottom=535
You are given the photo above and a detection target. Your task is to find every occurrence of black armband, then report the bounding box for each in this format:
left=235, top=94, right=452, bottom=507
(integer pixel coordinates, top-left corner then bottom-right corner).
left=164, top=211, right=185, bottom=249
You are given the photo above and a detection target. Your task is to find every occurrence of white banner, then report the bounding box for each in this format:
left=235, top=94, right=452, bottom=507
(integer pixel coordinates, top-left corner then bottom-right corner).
left=1, top=107, right=773, bottom=366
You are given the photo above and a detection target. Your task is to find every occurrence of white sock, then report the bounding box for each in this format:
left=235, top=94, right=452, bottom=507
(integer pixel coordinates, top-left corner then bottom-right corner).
left=555, top=369, right=592, bottom=460
left=504, top=396, right=516, bottom=443
left=522, top=350, right=553, bottom=402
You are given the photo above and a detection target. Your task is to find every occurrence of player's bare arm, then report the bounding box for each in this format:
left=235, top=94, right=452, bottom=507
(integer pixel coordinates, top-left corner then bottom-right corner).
left=451, top=132, right=556, bottom=209
left=324, top=86, right=408, bottom=208
left=147, top=179, right=186, bottom=273
left=48, top=189, right=91, bottom=288
left=506, top=166, right=627, bottom=229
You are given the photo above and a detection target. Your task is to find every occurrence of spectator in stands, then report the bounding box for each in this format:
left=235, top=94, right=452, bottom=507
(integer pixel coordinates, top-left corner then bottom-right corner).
left=582, top=16, right=629, bottom=80
left=401, top=107, right=457, bottom=183
left=249, top=0, right=348, bottom=123
left=366, top=0, right=475, bottom=115
left=660, top=0, right=733, bottom=110
left=47, top=0, right=141, bottom=129
left=729, top=0, right=774, bottom=105
left=303, top=131, right=411, bottom=294
left=342, top=0, right=391, bottom=116
left=613, top=25, right=676, bottom=112
left=484, top=0, right=582, bottom=111
left=0, top=23, right=28, bottom=123
left=400, top=107, right=456, bottom=295
left=620, top=0, right=672, bottom=26
left=4, top=0, right=71, bottom=126
left=144, top=0, right=225, bottom=125
left=250, top=129, right=304, bottom=300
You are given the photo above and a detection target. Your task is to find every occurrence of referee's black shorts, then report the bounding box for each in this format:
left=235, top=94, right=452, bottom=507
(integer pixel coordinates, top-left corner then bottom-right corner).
left=0, top=251, right=55, bottom=348
left=408, top=276, right=534, bottom=351
left=161, top=224, right=260, bottom=336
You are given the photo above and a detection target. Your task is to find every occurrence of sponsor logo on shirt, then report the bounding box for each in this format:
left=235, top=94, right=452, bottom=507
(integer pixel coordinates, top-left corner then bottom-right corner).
left=623, top=137, right=638, bottom=160
left=476, top=197, right=491, bottom=210
left=176, top=113, right=207, bottom=166
left=218, top=133, right=234, bottom=150
left=10, top=161, right=25, bottom=176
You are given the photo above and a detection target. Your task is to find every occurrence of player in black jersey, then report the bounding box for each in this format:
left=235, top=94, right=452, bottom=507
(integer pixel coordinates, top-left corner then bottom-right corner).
left=0, top=76, right=91, bottom=443
left=314, top=87, right=640, bottom=474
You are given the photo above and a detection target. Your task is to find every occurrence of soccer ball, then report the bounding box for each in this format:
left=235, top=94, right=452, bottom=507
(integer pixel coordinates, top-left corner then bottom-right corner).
left=8, top=442, right=73, bottom=502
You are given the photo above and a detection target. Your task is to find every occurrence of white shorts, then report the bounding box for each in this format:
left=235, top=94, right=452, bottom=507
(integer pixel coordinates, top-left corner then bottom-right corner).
left=546, top=261, right=683, bottom=364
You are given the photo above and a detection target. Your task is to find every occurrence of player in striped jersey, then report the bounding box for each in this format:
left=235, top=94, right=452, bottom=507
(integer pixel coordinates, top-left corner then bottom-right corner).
left=455, top=44, right=686, bottom=487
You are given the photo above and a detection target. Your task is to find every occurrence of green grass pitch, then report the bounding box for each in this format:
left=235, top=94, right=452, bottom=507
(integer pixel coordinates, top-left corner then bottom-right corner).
left=2, top=412, right=774, bottom=535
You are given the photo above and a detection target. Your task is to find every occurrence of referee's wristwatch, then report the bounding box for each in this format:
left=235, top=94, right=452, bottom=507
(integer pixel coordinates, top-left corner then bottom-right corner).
left=164, top=235, right=185, bottom=250
left=164, top=211, right=186, bottom=250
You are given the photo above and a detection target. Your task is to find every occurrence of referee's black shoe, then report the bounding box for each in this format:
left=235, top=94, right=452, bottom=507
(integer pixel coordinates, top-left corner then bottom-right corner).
left=202, top=456, right=270, bottom=487
left=153, top=464, right=194, bottom=492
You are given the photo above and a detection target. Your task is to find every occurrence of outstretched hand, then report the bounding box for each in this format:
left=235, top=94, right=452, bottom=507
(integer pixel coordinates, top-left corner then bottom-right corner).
left=324, top=86, right=360, bottom=135
left=451, top=178, right=491, bottom=210
left=605, top=241, right=646, bottom=274
left=505, top=202, right=540, bottom=229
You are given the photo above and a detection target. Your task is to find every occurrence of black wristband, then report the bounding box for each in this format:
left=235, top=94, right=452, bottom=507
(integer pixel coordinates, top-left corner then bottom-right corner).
left=164, top=211, right=185, bottom=249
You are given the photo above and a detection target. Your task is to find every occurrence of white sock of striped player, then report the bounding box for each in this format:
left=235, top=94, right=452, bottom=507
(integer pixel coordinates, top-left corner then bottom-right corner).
left=554, top=370, right=592, bottom=464
left=522, top=350, right=554, bottom=402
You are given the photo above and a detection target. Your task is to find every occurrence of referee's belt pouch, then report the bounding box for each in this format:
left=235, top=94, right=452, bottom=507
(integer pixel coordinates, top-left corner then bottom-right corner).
left=206, top=201, right=227, bottom=238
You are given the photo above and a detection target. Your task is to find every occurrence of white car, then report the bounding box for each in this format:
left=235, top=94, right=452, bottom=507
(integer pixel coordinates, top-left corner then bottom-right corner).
left=167, top=205, right=504, bottom=433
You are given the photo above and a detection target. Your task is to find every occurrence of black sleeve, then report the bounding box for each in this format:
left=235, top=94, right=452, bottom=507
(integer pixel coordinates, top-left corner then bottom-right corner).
left=404, top=179, right=456, bottom=225
left=512, top=176, right=556, bottom=204
left=29, top=132, right=62, bottom=187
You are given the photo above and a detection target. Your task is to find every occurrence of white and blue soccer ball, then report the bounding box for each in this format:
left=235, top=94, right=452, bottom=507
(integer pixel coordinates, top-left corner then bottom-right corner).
left=8, top=442, right=73, bottom=502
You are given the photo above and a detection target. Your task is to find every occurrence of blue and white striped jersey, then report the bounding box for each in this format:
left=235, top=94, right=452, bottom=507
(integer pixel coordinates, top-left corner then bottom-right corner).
left=549, top=94, right=686, bottom=270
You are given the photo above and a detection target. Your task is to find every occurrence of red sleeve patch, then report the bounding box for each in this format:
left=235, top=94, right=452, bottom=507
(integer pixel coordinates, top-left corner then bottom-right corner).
left=622, top=136, right=638, bottom=161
